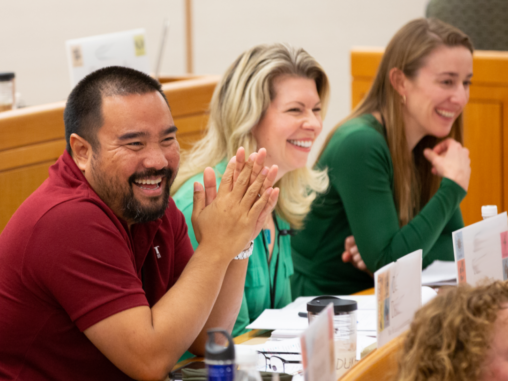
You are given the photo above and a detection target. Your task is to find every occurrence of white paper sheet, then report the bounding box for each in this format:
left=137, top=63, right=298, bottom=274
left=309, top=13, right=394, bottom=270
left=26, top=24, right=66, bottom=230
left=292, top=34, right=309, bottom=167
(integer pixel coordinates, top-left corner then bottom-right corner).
left=300, top=304, right=336, bottom=381
left=453, top=212, right=508, bottom=286
left=422, top=260, right=457, bottom=286
left=375, top=249, right=422, bottom=348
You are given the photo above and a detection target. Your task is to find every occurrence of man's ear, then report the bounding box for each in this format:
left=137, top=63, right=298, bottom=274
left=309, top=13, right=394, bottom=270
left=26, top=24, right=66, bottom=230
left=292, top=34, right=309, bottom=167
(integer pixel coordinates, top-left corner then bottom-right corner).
left=69, top=133, right=93, bottom=172
left=389, top=67, right=408, bottom=98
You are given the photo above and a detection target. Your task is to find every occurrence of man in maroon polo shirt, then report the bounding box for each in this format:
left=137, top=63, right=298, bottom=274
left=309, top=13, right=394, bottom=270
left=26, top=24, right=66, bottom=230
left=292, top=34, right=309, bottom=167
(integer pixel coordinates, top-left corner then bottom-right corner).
left=0, top=67, right=279, bottom=380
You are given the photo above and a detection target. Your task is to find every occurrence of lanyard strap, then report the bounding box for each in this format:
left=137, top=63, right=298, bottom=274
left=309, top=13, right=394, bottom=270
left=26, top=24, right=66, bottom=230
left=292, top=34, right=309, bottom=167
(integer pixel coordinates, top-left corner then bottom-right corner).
left=262, top=212, right=285, bottom=309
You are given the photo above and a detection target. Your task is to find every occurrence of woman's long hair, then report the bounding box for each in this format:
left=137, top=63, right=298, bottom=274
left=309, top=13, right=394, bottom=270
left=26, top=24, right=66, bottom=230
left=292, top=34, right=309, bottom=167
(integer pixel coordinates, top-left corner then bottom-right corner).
left=318, top=18, right=473, bottom=226
left=172, top=43, right=330, bottom=229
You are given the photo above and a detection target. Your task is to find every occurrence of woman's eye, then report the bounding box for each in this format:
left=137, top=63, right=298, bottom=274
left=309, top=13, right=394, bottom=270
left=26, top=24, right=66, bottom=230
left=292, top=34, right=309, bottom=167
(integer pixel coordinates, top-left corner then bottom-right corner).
left=287, top=108, right=301, bottom=113
left=313, top=107, right=322, bottom=113
left=442, top=79, right=453, bottom=86
left=463, top=80, right=472, bottom=88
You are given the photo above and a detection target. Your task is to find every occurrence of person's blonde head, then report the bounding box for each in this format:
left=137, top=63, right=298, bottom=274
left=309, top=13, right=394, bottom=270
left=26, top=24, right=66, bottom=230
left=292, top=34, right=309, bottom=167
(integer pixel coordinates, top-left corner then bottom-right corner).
left=173, top=43, right=330, bottom=228
left=320, top=18, right=473, bottom=226
left=396, top=281, right=508, bottom=381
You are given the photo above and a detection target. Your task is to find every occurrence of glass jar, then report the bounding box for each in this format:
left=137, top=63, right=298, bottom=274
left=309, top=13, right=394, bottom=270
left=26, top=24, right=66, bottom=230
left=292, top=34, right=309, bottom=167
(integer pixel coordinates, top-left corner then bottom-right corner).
left=0, top=72, right=15, bottom=112
left=307, top=295, right=358, bottom=378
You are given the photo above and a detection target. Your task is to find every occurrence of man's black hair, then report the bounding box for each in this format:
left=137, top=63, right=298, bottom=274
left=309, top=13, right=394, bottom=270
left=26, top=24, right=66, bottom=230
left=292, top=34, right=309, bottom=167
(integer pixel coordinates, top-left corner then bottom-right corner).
left=64, top=66, right=169, bottom=154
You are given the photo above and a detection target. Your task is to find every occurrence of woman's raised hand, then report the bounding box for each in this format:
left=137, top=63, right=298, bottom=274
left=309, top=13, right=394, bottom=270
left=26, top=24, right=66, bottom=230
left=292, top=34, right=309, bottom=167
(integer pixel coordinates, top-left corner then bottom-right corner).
left=423, top=138, right=471, bottom=192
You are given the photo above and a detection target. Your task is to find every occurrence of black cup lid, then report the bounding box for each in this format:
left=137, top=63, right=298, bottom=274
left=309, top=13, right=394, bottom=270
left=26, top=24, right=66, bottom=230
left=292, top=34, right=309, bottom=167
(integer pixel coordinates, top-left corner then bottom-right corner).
left=205, top=328, right=235, bottom=361
left=307, top=295, right=358, bottom=313
left=0, top=72, right=15, bottom=81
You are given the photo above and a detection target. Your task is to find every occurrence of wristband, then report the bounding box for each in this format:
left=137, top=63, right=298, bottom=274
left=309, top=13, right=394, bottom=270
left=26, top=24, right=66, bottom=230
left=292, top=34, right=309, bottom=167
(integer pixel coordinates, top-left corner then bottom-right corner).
left=234, top=240, right=254, bottom=260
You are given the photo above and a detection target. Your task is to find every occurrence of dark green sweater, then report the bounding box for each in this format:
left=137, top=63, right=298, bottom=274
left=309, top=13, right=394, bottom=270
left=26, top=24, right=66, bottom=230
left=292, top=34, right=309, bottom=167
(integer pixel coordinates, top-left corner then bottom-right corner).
left=291, top=114, right=466, bottom=296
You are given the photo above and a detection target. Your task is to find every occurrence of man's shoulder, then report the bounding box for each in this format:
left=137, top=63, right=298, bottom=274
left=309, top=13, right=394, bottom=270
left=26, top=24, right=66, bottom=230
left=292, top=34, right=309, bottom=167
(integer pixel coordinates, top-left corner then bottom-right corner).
left=1, top=184, right=122, bottom=251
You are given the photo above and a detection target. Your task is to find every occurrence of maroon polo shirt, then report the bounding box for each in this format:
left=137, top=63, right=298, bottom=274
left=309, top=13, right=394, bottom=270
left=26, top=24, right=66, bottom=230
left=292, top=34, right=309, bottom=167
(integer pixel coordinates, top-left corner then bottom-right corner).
left=0, top=151, right=194, bottom=380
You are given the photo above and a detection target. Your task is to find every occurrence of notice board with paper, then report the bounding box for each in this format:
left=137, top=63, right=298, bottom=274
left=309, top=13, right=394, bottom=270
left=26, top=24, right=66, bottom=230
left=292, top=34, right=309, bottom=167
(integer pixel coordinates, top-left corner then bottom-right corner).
left=65, top=29, right=150, bottom=88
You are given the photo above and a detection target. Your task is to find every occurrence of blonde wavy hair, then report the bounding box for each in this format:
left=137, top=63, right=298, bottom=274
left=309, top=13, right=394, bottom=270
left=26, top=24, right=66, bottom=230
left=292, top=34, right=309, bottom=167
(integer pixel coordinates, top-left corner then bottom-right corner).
left=172, top=43, right=330, bottom=229
left=396, top=281, right=508, bottom=381
left=318, top=18, right=473, bottom=227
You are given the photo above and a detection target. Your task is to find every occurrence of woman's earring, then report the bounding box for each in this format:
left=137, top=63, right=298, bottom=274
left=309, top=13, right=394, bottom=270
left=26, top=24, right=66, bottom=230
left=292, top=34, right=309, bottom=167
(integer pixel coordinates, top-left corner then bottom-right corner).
left=401, top=95, right=406, bottom=105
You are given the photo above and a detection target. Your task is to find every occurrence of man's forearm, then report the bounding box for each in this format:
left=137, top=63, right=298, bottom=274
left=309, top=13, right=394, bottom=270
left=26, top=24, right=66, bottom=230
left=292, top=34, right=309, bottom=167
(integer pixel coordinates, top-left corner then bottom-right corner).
left=189, top=258, right=248, bottom=354
left=84, top=244, right=234, bottom=380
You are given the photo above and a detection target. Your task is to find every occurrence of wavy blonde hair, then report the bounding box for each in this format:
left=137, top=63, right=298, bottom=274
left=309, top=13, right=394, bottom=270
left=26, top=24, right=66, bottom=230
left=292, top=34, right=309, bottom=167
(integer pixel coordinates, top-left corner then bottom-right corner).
left=318, top=18, right=473, bottom=227
left=172, top=43, right=330, bottom=229
left=396, top=281, right=508, bottom=381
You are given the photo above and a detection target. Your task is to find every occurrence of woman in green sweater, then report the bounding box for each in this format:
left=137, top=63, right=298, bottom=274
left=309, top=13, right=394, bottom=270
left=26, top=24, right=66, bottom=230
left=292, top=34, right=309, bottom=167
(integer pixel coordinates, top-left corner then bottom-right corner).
left=172, top=43, right=330, bottom=336
left=292, top=18, right=474, bottom=296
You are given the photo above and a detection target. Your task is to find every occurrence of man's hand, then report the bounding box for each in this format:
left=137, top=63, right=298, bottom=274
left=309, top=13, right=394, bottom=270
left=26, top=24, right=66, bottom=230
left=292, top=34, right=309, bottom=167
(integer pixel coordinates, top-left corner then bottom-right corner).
left=342, top=236, right=372, bottom=276
left=191, top=147, right=279, bottom=259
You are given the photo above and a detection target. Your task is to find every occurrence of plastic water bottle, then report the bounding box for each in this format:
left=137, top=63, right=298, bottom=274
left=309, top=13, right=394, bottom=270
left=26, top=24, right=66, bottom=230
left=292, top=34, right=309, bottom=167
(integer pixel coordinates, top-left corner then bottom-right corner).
left=482, top=205, right=498, bottom=219
left=234, top=346, right=262, bottom=381
left=205, top=329, right=235, bottom=381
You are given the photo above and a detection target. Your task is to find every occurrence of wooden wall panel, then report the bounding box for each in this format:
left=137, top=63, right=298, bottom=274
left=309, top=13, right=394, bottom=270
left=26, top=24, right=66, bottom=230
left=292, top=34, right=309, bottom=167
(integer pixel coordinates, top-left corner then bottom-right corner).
left=462, top=102, right=503, bottom=224
left=351, top=49, right=508, bottom=226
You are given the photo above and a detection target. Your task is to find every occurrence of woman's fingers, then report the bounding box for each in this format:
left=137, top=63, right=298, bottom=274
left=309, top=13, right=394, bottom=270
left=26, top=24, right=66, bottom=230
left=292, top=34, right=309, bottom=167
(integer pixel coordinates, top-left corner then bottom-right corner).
left=249, top=148, right=267, bottom=184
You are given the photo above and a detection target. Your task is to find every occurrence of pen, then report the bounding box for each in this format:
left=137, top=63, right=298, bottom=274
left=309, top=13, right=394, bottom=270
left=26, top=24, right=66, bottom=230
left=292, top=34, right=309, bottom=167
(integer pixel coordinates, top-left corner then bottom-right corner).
left=298, top=312, right=307, bottom=318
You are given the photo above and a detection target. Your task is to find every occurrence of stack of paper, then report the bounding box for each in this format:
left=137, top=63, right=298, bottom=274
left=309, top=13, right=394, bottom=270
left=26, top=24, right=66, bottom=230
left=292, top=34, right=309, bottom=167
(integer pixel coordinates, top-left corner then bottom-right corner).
left=422, top=260, right=457, bottom=286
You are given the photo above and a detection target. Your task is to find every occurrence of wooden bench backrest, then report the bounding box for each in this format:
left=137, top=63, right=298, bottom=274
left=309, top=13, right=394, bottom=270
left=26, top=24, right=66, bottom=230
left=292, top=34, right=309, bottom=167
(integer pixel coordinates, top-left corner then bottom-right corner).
left=0, top=75, right=219, bottom=233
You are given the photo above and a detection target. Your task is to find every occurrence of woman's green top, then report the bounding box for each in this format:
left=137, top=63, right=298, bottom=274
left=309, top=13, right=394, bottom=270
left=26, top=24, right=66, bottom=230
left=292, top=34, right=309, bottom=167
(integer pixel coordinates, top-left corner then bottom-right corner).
left=291, top=114, right=466, bottom=296
left=173, top=160, right=294, bottom=337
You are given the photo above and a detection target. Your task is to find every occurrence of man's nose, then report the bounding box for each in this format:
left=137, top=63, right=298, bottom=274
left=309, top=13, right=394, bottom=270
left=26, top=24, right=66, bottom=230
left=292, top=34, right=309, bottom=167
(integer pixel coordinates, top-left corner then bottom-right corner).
left=143, top=145, right=169, bottom=169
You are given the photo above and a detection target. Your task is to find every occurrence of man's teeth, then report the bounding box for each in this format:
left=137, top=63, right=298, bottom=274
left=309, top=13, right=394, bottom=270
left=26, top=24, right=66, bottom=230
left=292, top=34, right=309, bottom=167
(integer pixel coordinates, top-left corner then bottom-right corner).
left=288, top=140, right=312, bottom=148
left=436, top=109, right=454, bottom=118
left=134, top=177, right=162, bottom=185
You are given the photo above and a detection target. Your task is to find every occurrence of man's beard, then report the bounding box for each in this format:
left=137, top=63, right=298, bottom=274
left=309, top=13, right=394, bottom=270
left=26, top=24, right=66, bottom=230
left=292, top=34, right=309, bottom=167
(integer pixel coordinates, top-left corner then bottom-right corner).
left=123, top=167, right=173, bottom=224
left=91, top=158, right=174, bottom=224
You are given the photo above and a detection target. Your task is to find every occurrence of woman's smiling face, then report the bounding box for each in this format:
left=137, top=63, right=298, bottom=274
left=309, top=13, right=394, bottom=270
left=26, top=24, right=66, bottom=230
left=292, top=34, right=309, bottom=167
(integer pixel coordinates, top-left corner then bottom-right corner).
left=252, top=75, right=323, bottom=180
left=401, top=45, right=473, bottom=149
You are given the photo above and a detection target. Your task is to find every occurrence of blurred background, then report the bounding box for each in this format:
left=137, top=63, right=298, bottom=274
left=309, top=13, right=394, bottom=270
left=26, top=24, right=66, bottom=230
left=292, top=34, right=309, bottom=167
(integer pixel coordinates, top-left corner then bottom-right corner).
left=1, top=0, right=428, bottom=161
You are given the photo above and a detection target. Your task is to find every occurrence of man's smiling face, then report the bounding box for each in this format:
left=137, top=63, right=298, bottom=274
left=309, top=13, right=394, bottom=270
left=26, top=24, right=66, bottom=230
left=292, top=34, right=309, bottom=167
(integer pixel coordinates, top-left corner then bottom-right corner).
left=86, top=91, right=179, bottom=225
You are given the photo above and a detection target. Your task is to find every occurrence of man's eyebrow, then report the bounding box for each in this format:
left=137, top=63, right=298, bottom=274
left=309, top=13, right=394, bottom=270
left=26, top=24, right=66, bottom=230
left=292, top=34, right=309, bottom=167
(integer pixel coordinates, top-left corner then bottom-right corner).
left=162, top=126, right=178, bottom=135
left=118, top=131, right=147, bottom=141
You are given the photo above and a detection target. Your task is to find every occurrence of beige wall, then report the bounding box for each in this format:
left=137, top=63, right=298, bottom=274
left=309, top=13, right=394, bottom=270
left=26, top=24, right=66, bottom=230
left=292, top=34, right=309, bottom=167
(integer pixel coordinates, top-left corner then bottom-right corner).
left=2, top=0, right=428, bottom=161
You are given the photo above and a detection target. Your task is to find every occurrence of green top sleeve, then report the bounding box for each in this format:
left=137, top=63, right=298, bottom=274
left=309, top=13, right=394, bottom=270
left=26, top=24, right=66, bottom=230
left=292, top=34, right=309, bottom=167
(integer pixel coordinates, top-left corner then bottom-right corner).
left=290, top=114, right=466, bottom=296
left=328, top=118, right=466, bottom=271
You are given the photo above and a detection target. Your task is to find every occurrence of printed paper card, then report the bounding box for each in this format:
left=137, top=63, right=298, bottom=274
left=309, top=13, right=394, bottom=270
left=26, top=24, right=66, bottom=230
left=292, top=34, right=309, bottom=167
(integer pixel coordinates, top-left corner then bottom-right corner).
left=453, top=212, right=508, bottom=286
left=65, top=29, right=150, bottom=88
left=300, top=304, right=335, bottom=381
left=375, top=249, right=422, bottom=348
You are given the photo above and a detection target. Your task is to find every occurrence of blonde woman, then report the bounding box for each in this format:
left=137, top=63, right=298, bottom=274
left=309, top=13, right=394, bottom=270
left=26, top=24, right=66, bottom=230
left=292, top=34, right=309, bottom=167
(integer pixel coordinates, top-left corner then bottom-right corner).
left=172, top=43, right=330, bottom=336
left=396, top=281, right=508, bottom=381
left=292, top=18, right=473, bottom=296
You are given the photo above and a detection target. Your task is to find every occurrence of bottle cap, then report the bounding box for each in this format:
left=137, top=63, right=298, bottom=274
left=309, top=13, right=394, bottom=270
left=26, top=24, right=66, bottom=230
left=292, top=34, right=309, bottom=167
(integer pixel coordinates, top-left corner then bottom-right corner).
left=235, top=345, right=258, bottom=366
left=482, top=205, right=498, bottom=219
left=205, top=329, right=235, bottom=362
left=307, top=295, right=357, bottom=314
left=0, top=72, right=15, bottom=81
